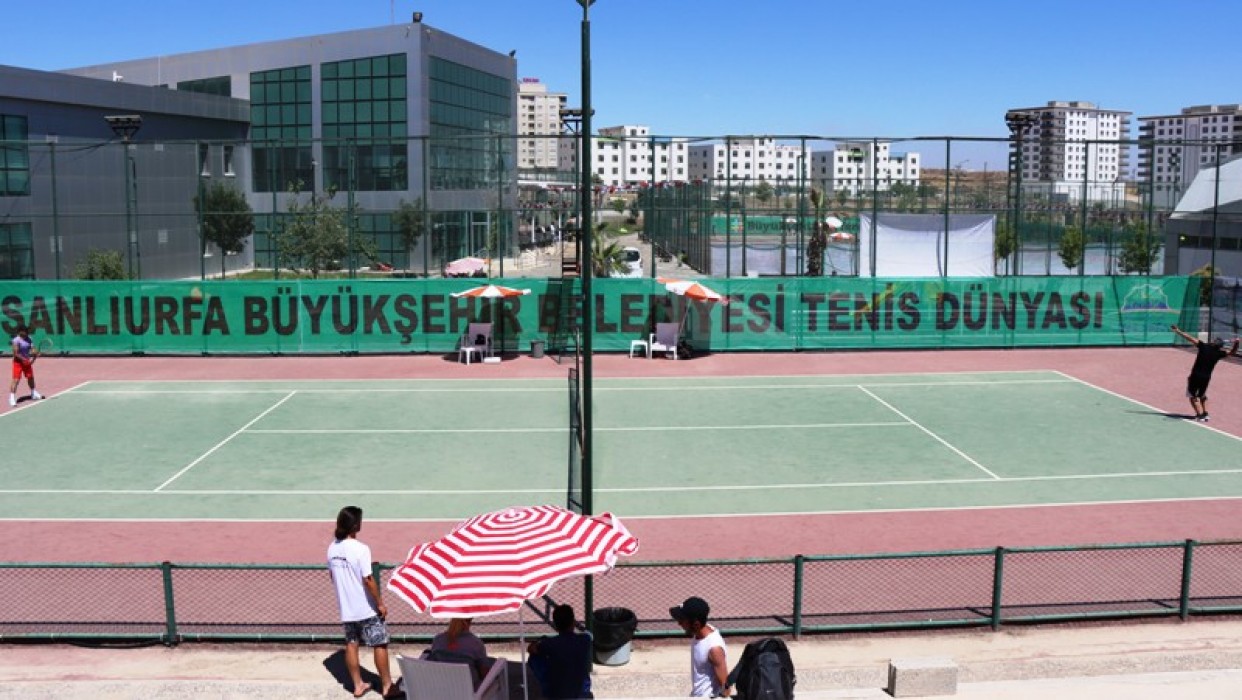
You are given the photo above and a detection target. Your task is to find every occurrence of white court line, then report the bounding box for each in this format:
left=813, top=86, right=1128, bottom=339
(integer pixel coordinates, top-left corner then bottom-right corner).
left=152, top=391, right=298, bottom=492
left=9, top=495, right=1242, bottom=523
left=69, top=377, right=1074, bottom=395
left=857, top=385, right=1001, bottom=480
left=246, top=422, right=911, bottom=434
left=72, top=387, right=565, bottom=394
left=611, top=494, right=1242, bottom=520
left=1053, top=370, right=1242, bottom=443
left=12, top=466, right=1242, bottom=497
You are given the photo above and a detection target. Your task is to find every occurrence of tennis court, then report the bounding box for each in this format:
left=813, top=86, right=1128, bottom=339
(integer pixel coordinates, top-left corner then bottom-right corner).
left=4, top=369, right=1241, bottom=522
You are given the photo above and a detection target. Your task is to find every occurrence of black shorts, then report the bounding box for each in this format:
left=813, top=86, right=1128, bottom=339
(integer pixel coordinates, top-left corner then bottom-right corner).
left=1186, top=374, right=1212, bottom=400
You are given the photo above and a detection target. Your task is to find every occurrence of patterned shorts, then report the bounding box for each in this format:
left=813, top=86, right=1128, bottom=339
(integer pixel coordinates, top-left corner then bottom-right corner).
left=343, top=615, right=390, bottom=647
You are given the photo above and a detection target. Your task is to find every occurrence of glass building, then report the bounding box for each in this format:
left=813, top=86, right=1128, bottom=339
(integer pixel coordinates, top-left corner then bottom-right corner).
left=62, top=20, right=519, bottom=273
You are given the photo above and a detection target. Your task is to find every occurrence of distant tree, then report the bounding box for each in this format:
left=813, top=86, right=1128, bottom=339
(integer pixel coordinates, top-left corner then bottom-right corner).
left=806, top=188, right=829, bottom=276
left=1058, top=224, right=1084, bottom=272
left=609, top=197, right=627, bottom=215
left=1117, top=220, right=1162, bottom=275
left=74, top=249, right=127, bottom=280
left=994, top=221, right=1016, bottom=275
left=754, top=181, right=774, bottom=206
left=276, top=183, right=377, bottom=278
left=194, top=181, right=254, bottom=278
left=833, top=188, right=849, bottom=210
left=391, top=197, right=427, bottom=271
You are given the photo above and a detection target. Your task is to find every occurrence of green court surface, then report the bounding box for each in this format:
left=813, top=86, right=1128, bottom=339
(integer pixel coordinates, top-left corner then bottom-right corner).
left=3, top=371, right=1241, bottom=520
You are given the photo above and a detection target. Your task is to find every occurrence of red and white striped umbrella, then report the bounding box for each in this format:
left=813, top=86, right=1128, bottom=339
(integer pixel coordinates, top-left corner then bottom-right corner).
left=450, top=284, right=532, bottom=299
left=386, top=505, right=639, bottom=618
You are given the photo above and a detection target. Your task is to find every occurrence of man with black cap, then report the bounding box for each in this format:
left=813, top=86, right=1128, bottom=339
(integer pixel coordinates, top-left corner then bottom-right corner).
left=1172, top=325, right=1239, bottom=421
left=670, top=596, right=730, bottom=697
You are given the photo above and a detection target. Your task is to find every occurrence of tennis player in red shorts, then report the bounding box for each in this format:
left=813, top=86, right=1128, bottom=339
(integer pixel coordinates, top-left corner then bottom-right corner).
left=9, top=325, right=43, bottom=407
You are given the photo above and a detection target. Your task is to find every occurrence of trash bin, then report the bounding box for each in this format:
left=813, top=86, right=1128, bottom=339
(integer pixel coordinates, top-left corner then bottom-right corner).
left=592, top=607, right=637, bottom=666
left=530, top=339, right=546, bottom=359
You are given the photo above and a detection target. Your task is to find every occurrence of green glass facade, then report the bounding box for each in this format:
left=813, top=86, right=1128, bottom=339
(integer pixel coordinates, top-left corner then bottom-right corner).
left=428, top=57, right=512, bottom=190
left=0, top=222, right=33, bottom=279
left=177, top=76, right=232, bottom=97
left=250, top=66, right=312, bottom=193
left=0, top=115, right=30, bottom=197
left=321, top=54, right=408, bottom=192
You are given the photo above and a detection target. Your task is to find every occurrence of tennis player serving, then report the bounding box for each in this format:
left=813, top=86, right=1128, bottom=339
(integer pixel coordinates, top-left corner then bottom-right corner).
left=1171, top=325, right=1239, bottom=422
left=9, top=325, right=44, bottom=407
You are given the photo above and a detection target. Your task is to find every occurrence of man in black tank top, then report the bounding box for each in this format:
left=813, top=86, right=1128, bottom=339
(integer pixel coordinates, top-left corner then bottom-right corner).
left=1172, top=325, right=1239, bottom=422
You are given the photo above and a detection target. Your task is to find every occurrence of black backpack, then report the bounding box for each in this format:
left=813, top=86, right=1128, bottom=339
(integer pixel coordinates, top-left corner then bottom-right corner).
left=727, top=637, right=796, bottom=699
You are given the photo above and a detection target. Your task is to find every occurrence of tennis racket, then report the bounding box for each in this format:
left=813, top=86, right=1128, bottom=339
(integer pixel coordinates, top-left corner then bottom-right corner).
left=33, top=337, right=53, bottom=362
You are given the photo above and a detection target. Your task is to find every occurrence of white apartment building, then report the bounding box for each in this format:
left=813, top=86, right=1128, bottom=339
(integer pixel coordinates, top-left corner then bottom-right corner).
left=1006, top=101, right=1130, bottom=203
left=1137, top=104, right=1242, bottom=209
left=808, top=141, right=921, bottom=194
left=687, top=137, right=812, bottom=187
left=517, top=78, right=566, bottom=171
left=561, top=124, right=689, bottom=188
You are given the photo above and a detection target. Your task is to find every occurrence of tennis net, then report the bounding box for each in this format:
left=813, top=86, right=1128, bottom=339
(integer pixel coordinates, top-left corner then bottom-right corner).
left=566, top=367, right=585, bottom=514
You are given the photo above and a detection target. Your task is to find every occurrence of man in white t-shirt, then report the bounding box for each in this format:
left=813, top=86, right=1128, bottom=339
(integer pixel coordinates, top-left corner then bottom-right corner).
left=670, top=596, right=729, bottom=697
left=328, top=506, right=398, bottom=699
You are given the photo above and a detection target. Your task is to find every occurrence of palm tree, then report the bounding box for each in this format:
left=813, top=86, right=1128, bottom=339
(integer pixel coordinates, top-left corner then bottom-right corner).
left=590, top=223, right=629, bottom=277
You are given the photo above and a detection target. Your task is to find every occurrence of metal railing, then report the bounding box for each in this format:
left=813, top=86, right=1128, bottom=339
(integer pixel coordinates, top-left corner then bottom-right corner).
left=4, top=539, right=1241, bottom=645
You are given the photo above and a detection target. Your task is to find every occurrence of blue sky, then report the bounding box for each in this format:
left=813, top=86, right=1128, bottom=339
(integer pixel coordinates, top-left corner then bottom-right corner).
left=4, top=0, right=1240, bottom=169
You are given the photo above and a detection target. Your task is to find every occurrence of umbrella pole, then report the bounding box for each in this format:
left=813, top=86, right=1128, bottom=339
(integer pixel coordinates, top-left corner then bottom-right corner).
left=519, top=606, right=529, bottom=700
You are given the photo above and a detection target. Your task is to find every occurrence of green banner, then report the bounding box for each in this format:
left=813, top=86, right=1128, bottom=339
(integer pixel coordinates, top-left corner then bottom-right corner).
left=0, top=277, right=1193, bottom=354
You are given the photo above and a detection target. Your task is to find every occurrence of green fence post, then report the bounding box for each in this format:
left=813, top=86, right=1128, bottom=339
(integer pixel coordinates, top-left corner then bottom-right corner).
left=160, top=561, right=178, bottom=645
left=990, top=547, right=1005, bottom=631
left=1179, top=539, right=1196, bottom=621
left=792, top=555, right=804, bottom=639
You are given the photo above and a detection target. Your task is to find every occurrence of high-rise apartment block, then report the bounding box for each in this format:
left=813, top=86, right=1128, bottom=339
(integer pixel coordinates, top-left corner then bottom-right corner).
left=1005, top=101, right=1130, bottom=203
left=1137, top=104, right=1242, bottom=209
left=686, top=138, right=812, bottom=186
left=517, top=78, right=566, bottom=171
left=561, top=125, right=689, bottom=188
left=809, top=141, right=920, bottom=195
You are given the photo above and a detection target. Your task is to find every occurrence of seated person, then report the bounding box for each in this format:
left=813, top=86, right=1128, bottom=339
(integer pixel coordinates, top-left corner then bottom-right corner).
left=527, top=604, right=593, bottom=699
left=428, top=618, right=490, bottom=679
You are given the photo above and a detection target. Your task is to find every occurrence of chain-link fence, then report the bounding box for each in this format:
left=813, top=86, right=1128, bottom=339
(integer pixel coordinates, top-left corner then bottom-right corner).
left=4, top=134, right=1239, bottom=285
left=5, top=539, right=1241, bottom=645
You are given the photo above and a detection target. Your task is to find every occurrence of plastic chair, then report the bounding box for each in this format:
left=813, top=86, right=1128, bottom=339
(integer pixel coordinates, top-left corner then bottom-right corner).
left=396, top=655, right=508, bottom=700
left=649, top=322, right=681, bottom=360
left=459, top=323, right=494, bottom=364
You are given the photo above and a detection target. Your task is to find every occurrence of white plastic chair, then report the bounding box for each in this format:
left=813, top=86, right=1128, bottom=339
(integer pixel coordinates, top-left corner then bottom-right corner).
left=459, top=323, right=494, bottom=364
left=649, top=322, right=681, bottom=360
left=396, top=655, right=508, bottom=700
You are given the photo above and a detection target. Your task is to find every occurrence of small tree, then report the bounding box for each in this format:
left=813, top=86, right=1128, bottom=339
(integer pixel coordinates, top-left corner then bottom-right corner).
left=1058, top=224, right=1084, bottom=272
left=994, top=221, right=1016, bottom=275
left=391, top=197, right=427, bottom=271
left=1117, top=220, right=1162, bottom=275
left=194, top=181, right=254, bottom=278
left=276, top=184, right=377, bottom=278
left=74, top=249, right=127, bottom=280
left=608, top=197, right=627, bottom=215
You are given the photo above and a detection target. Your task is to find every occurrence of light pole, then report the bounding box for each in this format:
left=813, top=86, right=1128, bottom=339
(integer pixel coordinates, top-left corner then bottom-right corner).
left=1005, top=111, right=1036, bottom=276
left=105, top=115, right=142, bottom=279
left=574, top=0, right=597, bottom=635
left=1168, top=150, right=1181, bottom=208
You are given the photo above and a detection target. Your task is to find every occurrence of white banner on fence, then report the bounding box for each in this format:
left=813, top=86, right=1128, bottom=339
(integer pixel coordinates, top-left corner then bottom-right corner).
left=859, top=213, right=996, bottom=277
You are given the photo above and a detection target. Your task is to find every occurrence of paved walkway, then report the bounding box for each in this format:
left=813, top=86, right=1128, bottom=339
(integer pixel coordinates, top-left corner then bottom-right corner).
left=4, top=618, right=1242, bottom=698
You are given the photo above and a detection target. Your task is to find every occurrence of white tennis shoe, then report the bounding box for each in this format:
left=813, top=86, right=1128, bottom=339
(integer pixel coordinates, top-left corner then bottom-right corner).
left=31, top=391, right=43, bottom=400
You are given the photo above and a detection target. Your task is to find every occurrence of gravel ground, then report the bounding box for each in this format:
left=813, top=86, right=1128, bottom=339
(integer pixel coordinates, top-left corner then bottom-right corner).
left=4, top=618, right=1242, bottom=699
